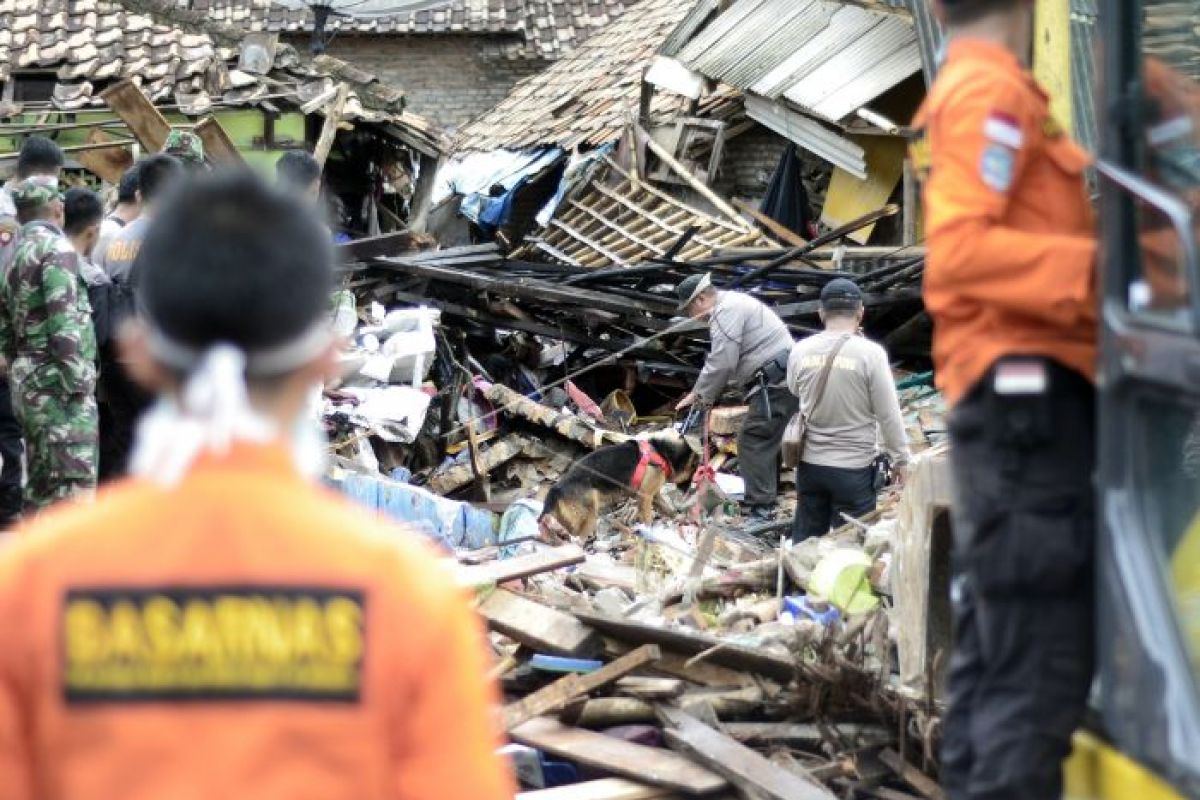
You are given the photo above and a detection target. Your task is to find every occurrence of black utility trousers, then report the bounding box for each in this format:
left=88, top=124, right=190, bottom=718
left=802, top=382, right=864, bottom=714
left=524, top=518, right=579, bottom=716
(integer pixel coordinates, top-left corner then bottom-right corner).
left=738, top=384, right=799, bottom=508
left=942, top=358, right=1095, bottom=800
left=793, top=461, right=876, bottom=542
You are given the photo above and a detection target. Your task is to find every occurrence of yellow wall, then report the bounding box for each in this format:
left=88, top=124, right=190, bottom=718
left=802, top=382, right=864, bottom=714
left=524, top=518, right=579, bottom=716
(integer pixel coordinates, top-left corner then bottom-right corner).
left=1033, top=0, right=1074, bottom=134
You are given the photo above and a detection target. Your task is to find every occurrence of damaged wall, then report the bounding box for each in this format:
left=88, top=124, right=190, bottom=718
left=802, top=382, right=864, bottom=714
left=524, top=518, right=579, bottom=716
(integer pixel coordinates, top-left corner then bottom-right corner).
left=284, top=34, right=552, bottom=130
left=714, top=125, right=833, bottom=214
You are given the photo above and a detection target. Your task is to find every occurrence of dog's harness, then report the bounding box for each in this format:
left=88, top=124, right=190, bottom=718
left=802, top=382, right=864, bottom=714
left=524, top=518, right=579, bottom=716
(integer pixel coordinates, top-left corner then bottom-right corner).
left=630, top=440, right=672, bottom=490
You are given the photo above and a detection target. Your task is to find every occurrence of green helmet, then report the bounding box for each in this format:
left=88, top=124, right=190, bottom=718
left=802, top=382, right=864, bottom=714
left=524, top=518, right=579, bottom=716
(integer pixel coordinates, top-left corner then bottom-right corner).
left=10, top=175, right=62, bottom=210
left=161, top=130, right=205, bottom=165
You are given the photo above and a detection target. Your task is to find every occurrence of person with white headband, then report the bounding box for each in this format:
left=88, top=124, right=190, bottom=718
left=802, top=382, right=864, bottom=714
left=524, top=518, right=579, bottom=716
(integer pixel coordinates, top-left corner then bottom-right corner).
left=0, top=171, right=515, bottom=800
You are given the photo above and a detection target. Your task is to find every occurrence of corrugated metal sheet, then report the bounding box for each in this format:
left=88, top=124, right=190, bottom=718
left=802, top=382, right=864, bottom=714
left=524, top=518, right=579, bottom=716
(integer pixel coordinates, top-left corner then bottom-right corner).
left=745, top=95, right=867, bottom=178
left=781, top=13, right=919, bottom=122
left=1070, top=0, right=1099, bottom=155
left=659, top=0, right=720, bottom=57
left=677, top=0, right=920, bottom=124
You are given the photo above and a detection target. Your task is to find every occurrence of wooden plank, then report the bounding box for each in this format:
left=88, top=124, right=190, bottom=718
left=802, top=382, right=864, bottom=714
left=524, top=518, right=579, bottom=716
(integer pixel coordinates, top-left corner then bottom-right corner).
left=722, top=722, right=892, bottom=747
left=879, top=749, right=945, bottom=800
left=639, top=129, right=751, bottom=232
left=516, top=778, right=682, bottom=800
left=193, top=116, right=245, bottom=166
left=510, top=717, right=727, bottom=795
left=733, top=197, right=806, bottom=247
left=313, top=83, right=350, bottom=169
left=604, top=639, right=750, bottom=689
left=76, top=128, right=133, bottom=184
left=478, top=589, right=601, bottom=657
left=657, top=707, right=836, bottom=800
left=504, top=644, right=661, bottom=729
left=99, top=80, right=171, bottom=151
left=457, top=545, right=587, bottom=589
left=575, top=611, right=795, bottom=682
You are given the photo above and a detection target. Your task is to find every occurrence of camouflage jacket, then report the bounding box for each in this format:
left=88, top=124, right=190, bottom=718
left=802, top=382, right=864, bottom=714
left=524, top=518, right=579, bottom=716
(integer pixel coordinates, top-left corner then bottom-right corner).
left=0, top=220, right=98, bottom=395
left=0, top=187, right=19, bottom=272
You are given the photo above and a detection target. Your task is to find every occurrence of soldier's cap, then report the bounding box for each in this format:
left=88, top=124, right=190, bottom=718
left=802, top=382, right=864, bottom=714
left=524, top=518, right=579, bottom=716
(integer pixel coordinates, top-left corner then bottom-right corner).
left=161, top=130, right=205, bottom=164
left=820, top=277, right=863, bottom=310
left=10, top=175, right=63, bottom=209
left=676, top=273, right=714, bottom=310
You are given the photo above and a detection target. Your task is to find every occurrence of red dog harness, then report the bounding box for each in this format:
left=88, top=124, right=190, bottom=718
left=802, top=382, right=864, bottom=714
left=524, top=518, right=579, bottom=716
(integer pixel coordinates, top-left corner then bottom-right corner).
left=630, top=440, right=673, bottom=490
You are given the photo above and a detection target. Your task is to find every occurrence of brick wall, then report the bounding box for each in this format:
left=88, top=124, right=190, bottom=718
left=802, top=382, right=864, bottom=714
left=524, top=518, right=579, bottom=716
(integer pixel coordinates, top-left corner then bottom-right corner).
left=715, top=125, right=831, bottom=216
left=283, top=33, right=551, bottom=131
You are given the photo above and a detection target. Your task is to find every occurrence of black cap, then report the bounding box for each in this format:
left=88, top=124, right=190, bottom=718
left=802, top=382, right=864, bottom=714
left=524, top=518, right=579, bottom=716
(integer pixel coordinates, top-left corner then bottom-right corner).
left=820, top=278, right=863, bottom=309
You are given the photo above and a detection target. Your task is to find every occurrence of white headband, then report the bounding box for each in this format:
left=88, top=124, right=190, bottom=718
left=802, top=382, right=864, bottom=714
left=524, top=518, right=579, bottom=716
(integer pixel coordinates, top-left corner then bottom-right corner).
left=146, top=320, right=333, bottom=378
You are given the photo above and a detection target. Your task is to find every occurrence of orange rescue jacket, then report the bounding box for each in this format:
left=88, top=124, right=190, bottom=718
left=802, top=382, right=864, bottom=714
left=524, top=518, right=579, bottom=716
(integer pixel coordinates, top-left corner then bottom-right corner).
left=911, top=39, right=1098, bottom=405
left=0, top=443, right=515, bottom=800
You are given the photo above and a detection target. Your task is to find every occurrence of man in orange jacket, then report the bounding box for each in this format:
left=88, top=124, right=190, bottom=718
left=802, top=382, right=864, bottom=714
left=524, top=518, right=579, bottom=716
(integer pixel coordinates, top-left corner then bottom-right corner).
left=912, top=1, right=1098, bottom=798
left=0, top=171, right=515, bottom=800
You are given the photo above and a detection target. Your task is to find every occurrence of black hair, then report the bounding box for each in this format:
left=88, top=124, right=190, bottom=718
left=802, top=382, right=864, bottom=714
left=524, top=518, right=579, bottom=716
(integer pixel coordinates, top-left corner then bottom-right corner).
left=136, top=154, right=184, bottom=204
left=63, top=187, right=104, bottom=236
left=116, top=164, right=140, bottom=205
left=275, top=150, right=322, bottom=191
left=940, top=0, right=1022, bottom=25
left=15, top=136, right=64, bottom=179
left=135, top=171, right=333, bottom=366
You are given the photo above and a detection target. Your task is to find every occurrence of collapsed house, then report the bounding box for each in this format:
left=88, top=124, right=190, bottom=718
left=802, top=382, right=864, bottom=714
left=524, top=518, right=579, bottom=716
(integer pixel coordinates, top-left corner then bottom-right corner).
left=0, top=0, right=448, bottom=233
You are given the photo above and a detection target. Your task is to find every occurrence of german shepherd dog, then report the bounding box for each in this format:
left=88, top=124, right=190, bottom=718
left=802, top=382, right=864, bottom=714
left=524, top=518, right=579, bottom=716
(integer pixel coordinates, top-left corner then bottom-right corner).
left=540, top=432, right=700, bottom=539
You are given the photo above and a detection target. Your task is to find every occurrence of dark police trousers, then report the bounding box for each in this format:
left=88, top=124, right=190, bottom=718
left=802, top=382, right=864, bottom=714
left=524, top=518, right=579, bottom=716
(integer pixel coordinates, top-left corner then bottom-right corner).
left=793, top=461, right=876, bottom=542
left=942, top=358, right=1095, bottom=800
left=738, top=384, right=798, bottom=508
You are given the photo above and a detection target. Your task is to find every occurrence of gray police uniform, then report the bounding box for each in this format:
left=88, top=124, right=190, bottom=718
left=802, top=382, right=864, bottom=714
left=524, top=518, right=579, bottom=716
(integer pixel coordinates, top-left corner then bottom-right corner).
left=692, top=290, right=797, bottom=509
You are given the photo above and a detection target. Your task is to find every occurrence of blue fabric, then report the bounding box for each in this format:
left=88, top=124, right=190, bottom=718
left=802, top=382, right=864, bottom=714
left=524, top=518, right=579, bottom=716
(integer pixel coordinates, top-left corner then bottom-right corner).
left=330, top=472, right=497, bottom=549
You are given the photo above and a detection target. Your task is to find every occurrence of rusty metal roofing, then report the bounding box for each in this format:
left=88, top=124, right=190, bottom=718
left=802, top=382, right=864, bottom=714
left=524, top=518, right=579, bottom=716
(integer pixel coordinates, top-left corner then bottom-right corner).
left=676, top=0, right=920, bottom=124
left=454, top=0, right=694, bottom=153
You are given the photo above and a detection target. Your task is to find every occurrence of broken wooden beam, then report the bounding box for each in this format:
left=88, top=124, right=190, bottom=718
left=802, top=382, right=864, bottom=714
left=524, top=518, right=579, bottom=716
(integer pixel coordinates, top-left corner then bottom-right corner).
left=510, top=717, right=727, bottom=795
left=504, top=644, right=661, bottom=730
left=428, top=433, right=531, bottom=494
left=313, top=83, right=350, bottom=169
left=478, top=589, right=600, bottom=657
left=879, top=749, right=945, bottom=800
left=456, top=545, right=587, bottom=589
left=657, top=707, right=836, bottom=800
left=99, top=80, right=172, bottom=152
left=575, top=611, right=795, bottom=682
left=193, top=116, right=245, bottom=166
left=516, top=778, right=683, bottom=800
left=484, top=384, right=628, bottom=450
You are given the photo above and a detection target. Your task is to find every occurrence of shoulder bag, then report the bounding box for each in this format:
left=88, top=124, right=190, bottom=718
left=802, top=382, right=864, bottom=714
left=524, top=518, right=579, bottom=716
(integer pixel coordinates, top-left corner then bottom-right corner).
left=781, top=334, right=851, bottom=470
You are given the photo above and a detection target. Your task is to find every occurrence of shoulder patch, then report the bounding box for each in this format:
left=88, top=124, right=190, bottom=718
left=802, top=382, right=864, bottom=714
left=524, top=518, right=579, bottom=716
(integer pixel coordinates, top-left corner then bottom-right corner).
left=0, top=230, right=11, bottom=247
left=62, top=586, right=366, bottom=703
left=980, top=145, right=1016, bottom=192
left=985, top=112, right=1024, bottom=149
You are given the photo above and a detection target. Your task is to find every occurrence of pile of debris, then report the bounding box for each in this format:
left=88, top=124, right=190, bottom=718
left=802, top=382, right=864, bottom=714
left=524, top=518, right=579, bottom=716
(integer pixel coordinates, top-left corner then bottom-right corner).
left=450, top=454, right=946, bottom=800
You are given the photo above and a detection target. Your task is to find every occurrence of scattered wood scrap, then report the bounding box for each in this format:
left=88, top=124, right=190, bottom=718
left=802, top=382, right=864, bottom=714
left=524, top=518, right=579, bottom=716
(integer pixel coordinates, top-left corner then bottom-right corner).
left=457, top=544, right=587, bottom=588
left=510, top=717, right=727, bottom=795
left=479, top=589, right=600, bottom=657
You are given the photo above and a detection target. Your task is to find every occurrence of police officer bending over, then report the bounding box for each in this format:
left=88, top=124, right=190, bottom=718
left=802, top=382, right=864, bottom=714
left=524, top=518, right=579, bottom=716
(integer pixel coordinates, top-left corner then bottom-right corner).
left=675, top=273, right=797, bottom=519
left=913, top=0, right=1099, bottom=797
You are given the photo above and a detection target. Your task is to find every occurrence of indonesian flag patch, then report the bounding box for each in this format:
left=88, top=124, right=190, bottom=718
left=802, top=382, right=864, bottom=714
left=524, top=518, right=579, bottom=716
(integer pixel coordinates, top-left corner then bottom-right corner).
left=984, top=112, right=1024, bottom=150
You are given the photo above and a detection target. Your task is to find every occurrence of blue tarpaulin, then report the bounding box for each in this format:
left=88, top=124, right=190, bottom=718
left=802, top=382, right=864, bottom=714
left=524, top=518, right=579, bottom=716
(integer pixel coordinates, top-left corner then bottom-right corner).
left=434, top=148, right=565, bottom=236
left=330, top=471, right=497, bottom=550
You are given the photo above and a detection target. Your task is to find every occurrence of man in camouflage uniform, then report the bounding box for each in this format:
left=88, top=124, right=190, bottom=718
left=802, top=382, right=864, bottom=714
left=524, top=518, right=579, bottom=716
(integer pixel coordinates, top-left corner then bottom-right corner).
left=161, top=129, right=206, bottom=170
left=0, top=176, right=98, bottom=510
left=0, top=137, right=65, bottom=524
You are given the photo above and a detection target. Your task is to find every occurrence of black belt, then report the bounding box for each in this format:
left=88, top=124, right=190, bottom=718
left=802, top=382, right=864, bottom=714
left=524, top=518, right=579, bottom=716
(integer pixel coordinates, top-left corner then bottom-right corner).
left=744, top=348, right=790, bottom=393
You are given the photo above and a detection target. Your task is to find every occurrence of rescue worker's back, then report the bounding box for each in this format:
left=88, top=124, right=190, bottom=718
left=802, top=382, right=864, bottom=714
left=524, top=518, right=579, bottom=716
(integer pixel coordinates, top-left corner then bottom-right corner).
left=0, top=170, right=514, bottom=800
left=0, top=445, right=512, bottom=800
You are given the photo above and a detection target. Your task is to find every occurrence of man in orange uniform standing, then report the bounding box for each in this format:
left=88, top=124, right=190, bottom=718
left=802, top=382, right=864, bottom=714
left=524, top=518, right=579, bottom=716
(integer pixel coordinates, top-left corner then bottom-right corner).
left=0, top=172, right=515, bottom=800
left=912, top=1, right=1098, bottom=798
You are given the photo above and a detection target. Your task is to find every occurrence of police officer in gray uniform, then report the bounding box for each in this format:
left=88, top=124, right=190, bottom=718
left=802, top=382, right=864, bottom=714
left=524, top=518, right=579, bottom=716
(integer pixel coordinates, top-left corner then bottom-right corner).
left=675, top=274, right=797, bottom=518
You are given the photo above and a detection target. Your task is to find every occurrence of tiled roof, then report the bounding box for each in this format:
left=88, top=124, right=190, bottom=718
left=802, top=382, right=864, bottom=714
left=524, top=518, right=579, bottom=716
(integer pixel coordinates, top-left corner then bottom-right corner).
left=193, top=0, right=637, bottom=61
left=0, top=0, right=448, bottom=152
left=454, top=0, right=693, bottom=152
